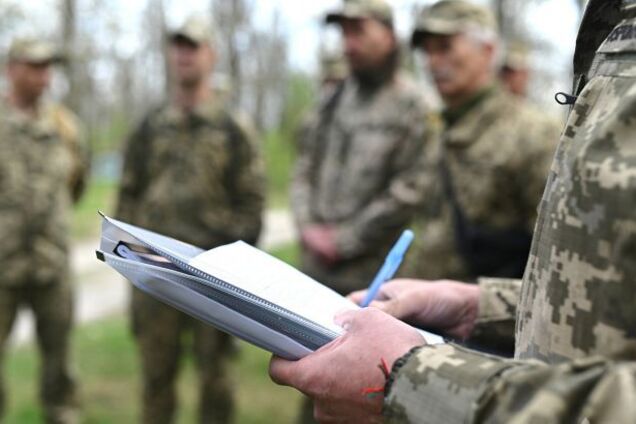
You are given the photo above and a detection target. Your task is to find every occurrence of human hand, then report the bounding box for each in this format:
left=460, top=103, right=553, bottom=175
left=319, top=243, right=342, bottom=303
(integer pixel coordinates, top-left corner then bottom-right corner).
left=301, top=225, right=339, bottom=265
left=349, top=279, right=480, bottom=340
left=269, top=308, right=425, bottom=423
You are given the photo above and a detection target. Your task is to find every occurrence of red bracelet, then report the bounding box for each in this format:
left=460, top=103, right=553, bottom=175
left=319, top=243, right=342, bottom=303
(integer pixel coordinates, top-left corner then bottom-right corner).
left=361, top=358, right=391, bottom=399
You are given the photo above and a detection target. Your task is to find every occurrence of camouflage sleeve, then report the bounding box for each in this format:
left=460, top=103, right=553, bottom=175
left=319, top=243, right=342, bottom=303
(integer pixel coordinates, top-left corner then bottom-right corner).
left=51, top=105, right=90, bottom=203
left=115, top=116, right=153, bottom=223
left=217, top=115, right=265, bottom=245
left=514, top=112, right=562, bottom=232
left=334, top=112, right=435, bottom=259
left=68, top=118, right=90, bottom=203
left=385, top=343, right=636, bottom=423
left=467, top=278, right=521, bottom=354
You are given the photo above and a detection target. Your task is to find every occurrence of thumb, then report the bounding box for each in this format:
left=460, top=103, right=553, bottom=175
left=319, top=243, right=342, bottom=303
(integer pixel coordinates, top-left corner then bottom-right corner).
left=269, top=356, right=300, bottom=387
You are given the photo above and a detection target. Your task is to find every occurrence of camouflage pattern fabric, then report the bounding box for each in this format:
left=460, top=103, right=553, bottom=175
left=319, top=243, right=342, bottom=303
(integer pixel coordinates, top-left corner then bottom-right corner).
left=0, top=101, right=88, bottom=287
left=291, top=73, right=433, bottom=295
left=0, top=279, right=77, bottom=424
left=0, top=100, right=87, bottom=424
left=116, top=97, right=265, bottom=424
left=403, top=85, right=561, bottom=282
left=385, top=7, right=636, bottom=423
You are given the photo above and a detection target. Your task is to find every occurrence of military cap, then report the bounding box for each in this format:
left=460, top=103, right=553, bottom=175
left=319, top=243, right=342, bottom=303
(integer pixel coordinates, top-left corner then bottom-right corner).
left=7, top=38, right=62, bottom=64
left=411, top=0, right=498, bottom=47
left=502, top=40, right=531, bottom=70
left=169, top=16, right=215, bottom=46
left=325, top=0, right=394, bottom=27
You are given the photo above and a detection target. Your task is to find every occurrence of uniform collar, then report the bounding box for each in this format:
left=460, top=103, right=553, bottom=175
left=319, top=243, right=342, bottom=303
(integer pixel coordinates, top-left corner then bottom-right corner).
left=162, top=95, right=223, bottom=125
left=443, top=84, right=509, bottom=148
left=442, top=85, right=496, bottom=128
left=1, top=97, right=57, bottom=136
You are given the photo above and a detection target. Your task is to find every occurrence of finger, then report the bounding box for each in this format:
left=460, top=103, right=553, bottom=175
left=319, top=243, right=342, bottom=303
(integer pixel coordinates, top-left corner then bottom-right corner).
left=347, top=290, right=367, bottom=305
left=268, top=355, right=299, bottom=387
left=368, top=298, right=401, bottom=318
left=333, top=308, right=362, bottom=329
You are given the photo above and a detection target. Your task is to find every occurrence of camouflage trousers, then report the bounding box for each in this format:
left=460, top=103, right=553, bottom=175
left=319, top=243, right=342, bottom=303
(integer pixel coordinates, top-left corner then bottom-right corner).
left=131, top=288, right=236, bottom=424
left=0, top=278, right=78, bottom=424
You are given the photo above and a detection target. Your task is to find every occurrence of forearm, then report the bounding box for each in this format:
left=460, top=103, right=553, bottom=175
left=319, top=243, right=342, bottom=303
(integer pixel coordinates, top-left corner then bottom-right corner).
left=467, top=278, right=521, bottom=352
left=385, top=342, right=636, bottom=423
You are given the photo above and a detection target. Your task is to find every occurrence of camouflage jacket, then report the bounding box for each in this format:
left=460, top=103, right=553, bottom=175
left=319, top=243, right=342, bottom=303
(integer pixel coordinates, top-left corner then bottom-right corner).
left=403, top=85, right=561, bottom=282
left=385, top=7, right=636, bottom=424
left=291, top=73, right=434, bottom=294
left=116, top=97, right=265, bottom=249
left=0, top=100, right=88, bottom=286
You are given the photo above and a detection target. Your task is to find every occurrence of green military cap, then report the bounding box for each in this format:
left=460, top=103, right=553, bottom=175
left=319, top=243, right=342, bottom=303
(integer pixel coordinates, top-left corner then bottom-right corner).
left=502, top=40, right=531, bottom=70
left=169, top=16, right=215, bottom=46
left=325, top=0, right=394, bottom=27
left=411, top=0, right=498, bottom=47
left=7, top=37, right=62, bottom=64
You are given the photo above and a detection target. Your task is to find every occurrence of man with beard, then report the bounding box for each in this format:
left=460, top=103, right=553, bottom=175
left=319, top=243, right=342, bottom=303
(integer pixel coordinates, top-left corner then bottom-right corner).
left=290, top=0, right=434, bottom=421
left=116, top=17, right=265, bottom=424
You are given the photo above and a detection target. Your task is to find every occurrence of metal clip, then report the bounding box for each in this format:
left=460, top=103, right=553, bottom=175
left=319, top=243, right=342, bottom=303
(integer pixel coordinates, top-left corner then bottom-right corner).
left=555, top=92, right=578, bottom=105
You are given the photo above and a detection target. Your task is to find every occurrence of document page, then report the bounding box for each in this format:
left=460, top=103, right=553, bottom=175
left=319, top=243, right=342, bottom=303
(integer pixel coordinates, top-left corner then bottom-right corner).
left=189, top=242, right=357, bottom=335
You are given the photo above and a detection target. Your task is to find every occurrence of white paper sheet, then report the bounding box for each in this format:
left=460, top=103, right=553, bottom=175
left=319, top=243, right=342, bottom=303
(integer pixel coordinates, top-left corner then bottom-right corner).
left=189, top=241, right=357, bottom=335
left=189, top=241, right=445, bottom=345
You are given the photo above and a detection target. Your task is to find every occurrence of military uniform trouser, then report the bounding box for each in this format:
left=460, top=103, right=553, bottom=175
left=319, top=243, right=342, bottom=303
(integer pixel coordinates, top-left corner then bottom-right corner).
left=0, top=279, right=78, bottom=424
left=131, top=288, right=235, bottom=424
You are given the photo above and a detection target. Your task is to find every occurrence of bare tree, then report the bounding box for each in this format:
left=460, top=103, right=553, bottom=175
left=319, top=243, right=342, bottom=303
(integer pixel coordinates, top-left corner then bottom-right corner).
left=248, top=11, right=288, bottom=130
left=211, top=0, right=252, bottom=108
left=60, top=0, right=81, bottom=112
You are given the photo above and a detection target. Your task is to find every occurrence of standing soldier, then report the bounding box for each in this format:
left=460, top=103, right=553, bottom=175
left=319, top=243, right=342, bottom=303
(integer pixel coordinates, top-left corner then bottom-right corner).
left=0, top=38, right=89, bottom=423
left=403, top=1, right=561, bottom=299
left=291, top=0, right=434, bottom=420
left=499, top=39, right=532, bottom=98
left=116, top=17, right=265, bottom=424
left=269, top=1, right=636, bottom=423
left=292, top=0, right=433, bottom=300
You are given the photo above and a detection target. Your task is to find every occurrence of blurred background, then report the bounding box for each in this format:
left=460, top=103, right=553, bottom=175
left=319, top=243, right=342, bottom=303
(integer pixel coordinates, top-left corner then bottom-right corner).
left=0, top=0, right=587, bottom=422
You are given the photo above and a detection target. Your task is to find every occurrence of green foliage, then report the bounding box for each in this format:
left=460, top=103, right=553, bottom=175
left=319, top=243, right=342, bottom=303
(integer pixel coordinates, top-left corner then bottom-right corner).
left=72, top=178, right=117, bottom=240
left=263, top=71, right=315, bottom=208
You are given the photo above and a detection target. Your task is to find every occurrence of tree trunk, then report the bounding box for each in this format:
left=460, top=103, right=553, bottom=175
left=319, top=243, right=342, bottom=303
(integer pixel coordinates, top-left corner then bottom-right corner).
left=60, top=0, right=79, bottom=112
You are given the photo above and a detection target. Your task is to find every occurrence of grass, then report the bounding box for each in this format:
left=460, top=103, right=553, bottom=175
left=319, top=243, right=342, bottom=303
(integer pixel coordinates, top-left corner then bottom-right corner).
left=4, top=318, right=302, bottom=424
left=72, top=178, right=117, bottom=240
left=4, top=243, right=303, bottom=423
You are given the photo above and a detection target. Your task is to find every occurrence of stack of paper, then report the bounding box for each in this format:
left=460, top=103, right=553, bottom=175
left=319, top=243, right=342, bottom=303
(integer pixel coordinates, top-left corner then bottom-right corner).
left=97, top=215, right=443, bottom=360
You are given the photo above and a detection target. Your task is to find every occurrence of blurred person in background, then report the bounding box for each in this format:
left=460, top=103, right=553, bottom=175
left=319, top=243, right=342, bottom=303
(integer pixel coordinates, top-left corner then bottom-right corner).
left=0, top=37, right=89, bottom=424
left=290, top=0, right=436, bottom=421
left=402, top=2, right=561, bottom=349
left=115, top=16, right=265, bottom=424
left=499, top=39, right=532, bottom=97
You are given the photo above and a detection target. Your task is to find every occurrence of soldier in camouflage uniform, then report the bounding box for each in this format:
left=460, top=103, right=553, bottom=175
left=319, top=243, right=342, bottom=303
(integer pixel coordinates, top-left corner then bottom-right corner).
left=402, top=1, right=561, bottom=285
left=499, top=40, right=532, bottom=98
left=269, top=0, right=636, bottom=422
left=0, top=38, right=88, bottom=424
left=291, top=0, right=433, bottom=297
left=291, top=1, right=433, bottom=421
left=116, top=17, right=265, bottom=424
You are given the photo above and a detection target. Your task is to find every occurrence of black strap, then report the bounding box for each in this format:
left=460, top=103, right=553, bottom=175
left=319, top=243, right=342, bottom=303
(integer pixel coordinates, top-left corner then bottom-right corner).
left=438, top=137, right=532, bottom=279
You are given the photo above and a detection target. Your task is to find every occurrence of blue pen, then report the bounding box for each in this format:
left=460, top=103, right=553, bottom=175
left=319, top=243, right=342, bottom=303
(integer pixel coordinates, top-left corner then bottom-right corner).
left=360, top=229, right=415, bottom=307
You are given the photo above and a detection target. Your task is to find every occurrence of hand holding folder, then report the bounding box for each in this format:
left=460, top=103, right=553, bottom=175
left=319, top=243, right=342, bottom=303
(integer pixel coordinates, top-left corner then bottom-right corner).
left=97, top=215, right=443, bottom=360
